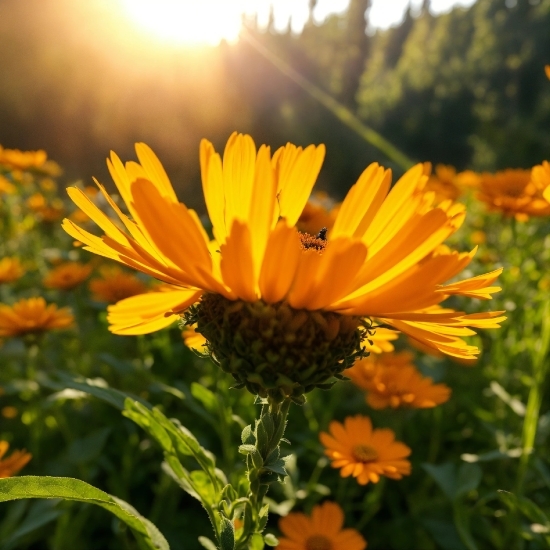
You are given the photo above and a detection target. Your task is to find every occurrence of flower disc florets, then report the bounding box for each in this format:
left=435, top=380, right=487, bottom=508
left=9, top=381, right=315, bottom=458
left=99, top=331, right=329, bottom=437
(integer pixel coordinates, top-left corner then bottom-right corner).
left=186, top=294, right=370, bottom=404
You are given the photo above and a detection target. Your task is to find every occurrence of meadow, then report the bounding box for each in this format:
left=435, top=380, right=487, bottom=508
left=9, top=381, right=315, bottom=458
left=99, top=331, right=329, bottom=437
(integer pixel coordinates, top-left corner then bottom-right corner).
left=0, top=123, right=549, bottom=550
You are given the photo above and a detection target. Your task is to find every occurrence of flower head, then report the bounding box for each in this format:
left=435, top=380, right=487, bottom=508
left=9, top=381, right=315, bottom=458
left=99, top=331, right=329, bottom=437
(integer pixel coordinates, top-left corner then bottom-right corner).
left=0, top=257, right=25, bottom=284
left=0, top=297, right=74, bottom=337
left=0, top=146, right=47, bottom=172
left=347, top=351, right=451, bottom=409
left=89, top=266, right=147, bottom=303
left=0, top=441, right=32, bottom=478
left=476, top=168, right=550, bottom=221
left=297, top=191, right=340, bottom=235
left=0, top=175, right=16, bottom=195
left=63, top=134, right=504, bottom=398
left=546, top=65, right=550, bottom=80
left=320, top=415, right=411, bottom=485
left=424, top=163, right=462, bottom=202
left=277, top=501, right=367, bottom=550
left=43, top=262, right=92, bottom=290
left=26, top=193, right=65, bottom=222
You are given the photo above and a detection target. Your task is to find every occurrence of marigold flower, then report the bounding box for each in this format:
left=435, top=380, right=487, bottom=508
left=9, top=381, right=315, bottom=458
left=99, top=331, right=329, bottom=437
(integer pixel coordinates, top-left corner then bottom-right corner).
left=546, top=65, right=550, bottom=80
left=62, top=134, right=504, bottom=399
left=297, top=191, right=340, bottom=235
left=533, top=161, right=550, bottom=203
left=0, top=175, right=16, bottom=195
left=363, top=327, right=398, bottom=354
left=424, top=163, right=462, bottom=202
left=477, top=168, right=550, bottom=221
left=277, top=501, right=367, bottom=550
left=0, top=441, right=32, bottom=478
left=0, top=257, right=25, bottom=284
left=347, top=351, right=451, bottom=409
left=320, top=415, right=411, bottom=485
left=26, top=193, right=65, bottom=222
left=0, top=146, right=47, bottom=172
left=89, top=266, right=147, bottom=303
left=0, top=297, right=74, bottom=337
left=43, top=262, right=92, bottom=290
left=182, top=324, right=207, bottom=352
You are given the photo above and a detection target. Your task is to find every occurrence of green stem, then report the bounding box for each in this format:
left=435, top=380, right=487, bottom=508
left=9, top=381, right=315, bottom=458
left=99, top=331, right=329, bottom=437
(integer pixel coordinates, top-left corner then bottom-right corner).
left=515, top=302, right=550, bottom=497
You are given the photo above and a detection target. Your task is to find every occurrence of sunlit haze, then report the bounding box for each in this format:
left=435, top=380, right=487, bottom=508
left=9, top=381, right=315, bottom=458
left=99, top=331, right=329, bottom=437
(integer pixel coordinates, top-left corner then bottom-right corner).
left=120, top=0, right=478, bottom=46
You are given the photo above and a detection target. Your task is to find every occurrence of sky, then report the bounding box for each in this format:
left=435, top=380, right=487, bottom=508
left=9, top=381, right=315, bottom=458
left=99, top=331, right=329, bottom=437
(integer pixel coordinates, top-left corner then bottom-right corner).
left=260, top=0, right=478, bottom=33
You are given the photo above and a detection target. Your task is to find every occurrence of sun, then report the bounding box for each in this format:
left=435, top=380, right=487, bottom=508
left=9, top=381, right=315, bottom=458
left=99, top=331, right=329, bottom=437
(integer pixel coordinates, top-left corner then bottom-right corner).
left=120, top=0, right=246, bottom=46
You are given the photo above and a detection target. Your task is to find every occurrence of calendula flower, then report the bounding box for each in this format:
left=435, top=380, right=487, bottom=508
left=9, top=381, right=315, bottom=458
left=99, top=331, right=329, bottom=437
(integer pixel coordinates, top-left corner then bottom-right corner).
left=0, top=257, right=25, bottom=284
left=0, top=441, right=32, bottom=478
left=63, top=134, right=503, bottom=401
left=0, top=146, right=47, bottom=172
left=0, top=297, right=74, bottom=337
left=89, top=266, right=147, bottom=303
left=347, top=351, right=451, bottom=409
left=26, top=193, right=65, bottom=222
left=43, top=262, right=92, bottom=290
left=533, top=161, right=550, bottom=203
left=320, top=415, right=411, bottom=485
left=277, top=501, right=367, bottom=550
left=363, top=327, right=398, bottom=354
left=424, top=163, right=462, bottom=202
left=546, top=65, right=550, bottom=80
left=477, top=168, right=550, bottom=221
left=297, top=191, right=340, bottom=235
left=182, top=324, right=207, bottom=352
left=0, top=175, right=16, bottom=195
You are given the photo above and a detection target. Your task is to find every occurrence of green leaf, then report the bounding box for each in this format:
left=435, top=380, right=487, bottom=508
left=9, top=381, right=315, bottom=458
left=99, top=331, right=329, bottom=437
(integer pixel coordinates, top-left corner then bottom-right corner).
left=42, top=373, right=151, bottom=411
left=198, top=536, right=218, bottom=550
left=498, top=490, right=550, bottom=527
left=191, top=383, right=219, bottom=415
left=422, top=518, right=468, bottom=550
left=0, top=476, right=169, bottom=550
left=455, top=464, right=482, bottom=499
left=422, top=463, right=456, bottom=501
left=249, top=533, right=265, bottom=550
left=263, top=533, right=279, bottom=547
left=219, top=515, right=235, bottom=550
left=263, top=458, right=287, bottom=477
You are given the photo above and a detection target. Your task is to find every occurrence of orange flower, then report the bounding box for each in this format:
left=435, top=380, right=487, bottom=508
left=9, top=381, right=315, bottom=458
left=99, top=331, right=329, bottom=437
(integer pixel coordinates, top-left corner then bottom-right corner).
left=278, top=501, right=367, bottom=550
left=43, top=262, right=92, bottom=290
left=477, top=168, right=550, bottom=221
left=533, top=161, right=550, bottom=203
left=0, top=441, right=32, bottom=478
left=0, top=175, right=16, bottom=195
left=26, top=193, right=65, bottom=222
left=89, top=266, right=147, bottom=303
left=297, top=191, right=340, bottom=235
left=63, top=135, right=504, bottom=361
left=363, top=327, right=398, bottom=354
left=347, top=351, right=451, bottom=409
left=0, top=257, right=25, bottom=284
left=546, top=65, right=550, bottom=80
left=424, top=163, right=462, bottom=202
left=320, top=415, right=411, bottom=485
left=0, top=297, right=74, bottom=337
left=0, top=146, right=47, bottom=171
left=182, top=324, right=207, bottom=352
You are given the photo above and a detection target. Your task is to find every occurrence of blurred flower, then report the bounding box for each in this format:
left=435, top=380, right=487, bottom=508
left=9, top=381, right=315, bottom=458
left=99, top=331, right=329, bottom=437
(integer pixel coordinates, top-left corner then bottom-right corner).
left=39, top=178, right=58, bottom=192
left=182, top=324, right=207, bottom=352
left=546, top=65, right=550, bottom=80
left=347, top=351, right=451, bottom=409
left=363, top=327, right=398, bottom=354
left=277, top=501, right=367, bottom=550
left=0, top=297, right=74, bottom=337
left=477, top=168, right=550, bottom=221
left=44, top=262, right=92, bottom=290
left=37, top=159, right=62, bottom=178
left=470, top=230, right=486, bottom=245
left=63, top=135, right=504, bottom=402
left=26, top=193, right=65, bottom=222
left=0, top=441, right=32, bottom=478
left=89, top=266, right=147, bottom=303
left=0, top=257, right=25, bottom=284
left=297, top=191, right=340, bottom=235
left=1, top=407, right=18, bottom=419
left=0, top=175, right=16, bottom=195
left=533, top=161, right=550, bottom=203
left=320, top=415, right=411, bottom=485
left=424, top=163, right=462, bottom=202
left=0, top=146, right=47, bottom=172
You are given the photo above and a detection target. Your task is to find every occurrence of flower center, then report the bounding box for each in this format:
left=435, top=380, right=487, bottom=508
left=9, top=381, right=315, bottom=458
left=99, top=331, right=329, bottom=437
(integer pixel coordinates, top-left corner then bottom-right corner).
left=352, top=444, right=379, bottom=463
left=305, top=534, right=333, bottom=550
left=300, top=227, right=328, bottom=252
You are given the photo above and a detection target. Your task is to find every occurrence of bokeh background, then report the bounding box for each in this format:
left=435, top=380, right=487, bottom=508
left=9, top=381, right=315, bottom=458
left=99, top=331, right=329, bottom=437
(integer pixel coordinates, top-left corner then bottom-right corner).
left=1, top=0, right=549, bottom=209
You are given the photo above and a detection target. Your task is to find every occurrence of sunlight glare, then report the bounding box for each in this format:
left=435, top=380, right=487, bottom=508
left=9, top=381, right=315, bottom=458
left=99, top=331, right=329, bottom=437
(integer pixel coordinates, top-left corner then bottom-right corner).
left=120, top=0, right=247, bottom=46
